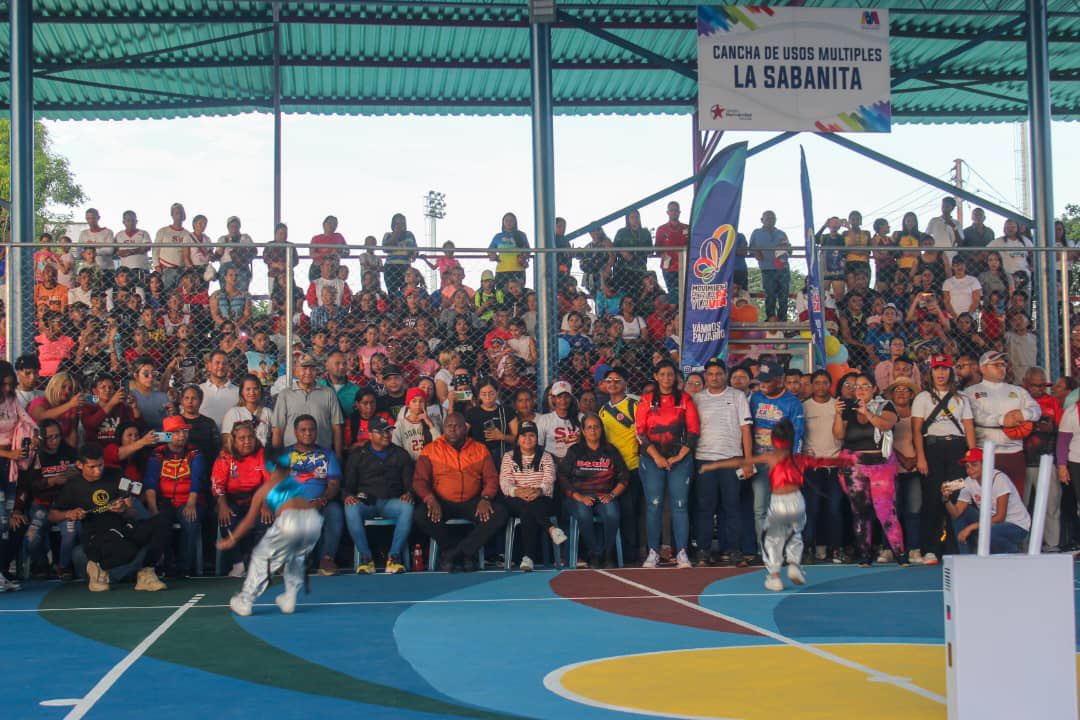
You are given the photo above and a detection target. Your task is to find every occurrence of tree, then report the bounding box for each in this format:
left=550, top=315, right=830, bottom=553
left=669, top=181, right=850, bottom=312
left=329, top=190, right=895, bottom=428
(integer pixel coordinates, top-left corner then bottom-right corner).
left=0, top=119, right=86, bottom=238
left=1063, top=204, right=1080, bottom=244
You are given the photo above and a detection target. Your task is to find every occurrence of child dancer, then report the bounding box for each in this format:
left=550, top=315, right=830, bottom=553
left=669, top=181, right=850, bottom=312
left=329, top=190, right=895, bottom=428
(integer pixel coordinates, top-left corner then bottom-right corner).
left=701, top=419, right=853, bottom=591
left=217, top=449, right=323, bottom=616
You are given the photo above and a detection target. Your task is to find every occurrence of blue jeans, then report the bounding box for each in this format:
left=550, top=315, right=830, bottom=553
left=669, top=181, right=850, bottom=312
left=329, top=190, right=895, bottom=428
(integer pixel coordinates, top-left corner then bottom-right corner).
left=662, top=269, right=680, bottom=306
left=694, top=463, right=740, bottom=554
left=896, top=472, right=922, bottom=552
left=319, top=501, right=345, bottom=560
left=953, top=506, right=1029, bottom=554
left=640, top=454, right=692, bottom=554
left=568, top=498, right=621, bottom=556
left=220, top=501, right=271, bottom=568
left=159, top=500, right=204, bottom=574
left=802, top=467, right=843, bottom=550
left=760, top=267, right=790, bottom=321
left=344, top=498, right=414, bottom=560
left=24, top=501, right=80, bottom=568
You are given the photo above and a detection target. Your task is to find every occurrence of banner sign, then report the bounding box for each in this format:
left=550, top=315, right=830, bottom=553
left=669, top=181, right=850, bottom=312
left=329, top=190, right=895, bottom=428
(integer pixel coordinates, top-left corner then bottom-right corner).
left=801, top=147, right=827, bottom=367
left=682, top=142, right=747, bottom=374
left=697, top=5, right=891, bottom=132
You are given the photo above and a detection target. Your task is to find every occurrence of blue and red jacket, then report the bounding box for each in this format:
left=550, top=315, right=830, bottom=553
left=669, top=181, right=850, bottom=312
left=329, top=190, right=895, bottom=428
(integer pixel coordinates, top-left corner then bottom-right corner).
left=145, top=444, right=208, bottom=506
left=636, top=390, right=700, bottom=457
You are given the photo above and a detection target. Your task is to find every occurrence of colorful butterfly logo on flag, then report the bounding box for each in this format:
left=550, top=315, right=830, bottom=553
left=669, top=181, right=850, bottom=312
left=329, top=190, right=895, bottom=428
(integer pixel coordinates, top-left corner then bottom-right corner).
left=693, top=224, right=736, bottom=284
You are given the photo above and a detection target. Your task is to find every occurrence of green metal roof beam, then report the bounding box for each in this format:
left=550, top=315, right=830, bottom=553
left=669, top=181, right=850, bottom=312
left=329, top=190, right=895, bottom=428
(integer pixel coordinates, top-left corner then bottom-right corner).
left=13, top=57, right=685, bottom=72
left=556, top=9, right=696, bottom=81
left=923, top=78, right=1029, bottom=106
left=891, top=14, right=1025, bottom=87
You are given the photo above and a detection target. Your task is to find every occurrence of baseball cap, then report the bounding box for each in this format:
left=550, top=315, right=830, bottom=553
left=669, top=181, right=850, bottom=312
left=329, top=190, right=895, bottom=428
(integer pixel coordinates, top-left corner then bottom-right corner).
left=382, top=364, right=403, bottom=377
left=162, top=416, right=191, bottom=432
left=367, top=416, right=391, bottom=434
left=757, top=361, right=782, bottom=382
left=979, top=350, right=1006, bottom=366
left=518, top=420, right=539, bottom=436
left=961, top=448, right=984, bottom=464
left=299, top=353, right=320, bottom=368
left=481, top=269, right=495, bottom=281
left=551, top=380, right=573, bottom=396
left=930, top=354, right=954, bottom=369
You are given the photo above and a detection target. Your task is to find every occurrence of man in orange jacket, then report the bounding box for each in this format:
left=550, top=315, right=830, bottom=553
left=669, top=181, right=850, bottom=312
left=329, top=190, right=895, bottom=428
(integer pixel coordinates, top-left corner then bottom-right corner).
left=412, top=412, right=507, bottom=572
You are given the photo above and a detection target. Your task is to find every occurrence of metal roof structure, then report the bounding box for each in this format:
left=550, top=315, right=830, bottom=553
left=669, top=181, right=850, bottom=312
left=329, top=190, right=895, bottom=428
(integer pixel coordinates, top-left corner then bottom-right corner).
left=0, top=0, right=1076, bottom=122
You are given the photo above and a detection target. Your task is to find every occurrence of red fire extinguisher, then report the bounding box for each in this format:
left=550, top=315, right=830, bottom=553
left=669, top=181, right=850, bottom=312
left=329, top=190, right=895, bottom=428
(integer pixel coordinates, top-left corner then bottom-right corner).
left=413, top=543, right=425, bottom=572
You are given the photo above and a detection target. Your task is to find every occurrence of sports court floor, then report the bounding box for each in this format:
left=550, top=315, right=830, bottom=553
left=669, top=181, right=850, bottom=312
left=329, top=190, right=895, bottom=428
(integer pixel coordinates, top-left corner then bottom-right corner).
left=5, top=563, right=1080, bottom=719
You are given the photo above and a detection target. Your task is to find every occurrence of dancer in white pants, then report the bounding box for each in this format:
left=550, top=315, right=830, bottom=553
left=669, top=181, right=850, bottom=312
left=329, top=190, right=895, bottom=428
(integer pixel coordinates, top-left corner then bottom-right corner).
left=218, top=450, right=323, bottom=616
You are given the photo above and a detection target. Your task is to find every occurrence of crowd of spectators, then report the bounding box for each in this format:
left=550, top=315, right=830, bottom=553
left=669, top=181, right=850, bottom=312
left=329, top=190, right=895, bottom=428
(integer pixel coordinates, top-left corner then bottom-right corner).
left=0, top=197, right=1075, bottom=592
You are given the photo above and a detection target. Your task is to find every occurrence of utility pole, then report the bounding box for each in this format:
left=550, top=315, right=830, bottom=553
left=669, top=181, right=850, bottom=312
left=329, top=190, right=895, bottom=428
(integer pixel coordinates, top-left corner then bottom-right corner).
left=952, top=158, right=964, bottom=227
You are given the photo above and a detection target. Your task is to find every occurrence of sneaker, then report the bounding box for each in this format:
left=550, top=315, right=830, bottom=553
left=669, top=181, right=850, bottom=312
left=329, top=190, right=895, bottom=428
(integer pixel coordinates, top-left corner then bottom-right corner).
left=693, top=549, right=711, bottom=567
left=548, top=526, right=568, bottom=545
left=318, top=556, right=338, bottom=576
left=787, top=564, right=806, bottom=585
left=134, top=567, right=167, bottom=592
left=275, top=592, right=297, bottom=615
left=642, top=549, right=660, bottom=569
left=908, top=549, right=924, bottom=565
left=764, top=575, right=784, bottom=592
left=227, top=562, right=246, bottom=578
left=0, top=575, right=23, bottom=593
left=815, top=545, right=828, bottom=561
left=922, top=552, right=939, bottom=566
left=876, top=548, right=894, bottom=564
left=86, top=561, right=109, bottom=593
left=230, top=595, right=253, bottom=616
left=519, top=556, right=535, bottom=572
left=676, top=549, right=693, bottom=569
left=355, top=557, right=375, bottom=575
left=831, top=549, right=843, bottom=565
left=730, top=551, right=749, bottom=568
left=385, top=556, right=406, bottom=575
left=896, top=551, right=911, bottom=568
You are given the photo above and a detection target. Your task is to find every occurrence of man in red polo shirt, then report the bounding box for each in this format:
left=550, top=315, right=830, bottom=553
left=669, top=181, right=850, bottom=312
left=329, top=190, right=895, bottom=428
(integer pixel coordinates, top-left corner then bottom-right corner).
left=655, top=200, right=688, bottom=305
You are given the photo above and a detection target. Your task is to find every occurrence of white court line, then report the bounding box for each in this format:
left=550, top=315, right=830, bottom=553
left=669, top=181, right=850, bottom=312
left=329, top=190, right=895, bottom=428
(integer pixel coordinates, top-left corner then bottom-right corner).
left=62, top=593, right=204, bottom=720
left=2, top=588, right=943, bottom=614
left=593, top=569, right=947, bottom=706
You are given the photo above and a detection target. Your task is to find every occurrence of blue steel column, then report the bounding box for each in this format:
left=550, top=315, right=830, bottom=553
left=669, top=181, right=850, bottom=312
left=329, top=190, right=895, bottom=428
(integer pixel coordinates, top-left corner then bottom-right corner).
left=1026, top=0, right=1058, bottom=372
left=530, top=21, right=557, bottom=392
left=9, top=0, right=33, bottom=360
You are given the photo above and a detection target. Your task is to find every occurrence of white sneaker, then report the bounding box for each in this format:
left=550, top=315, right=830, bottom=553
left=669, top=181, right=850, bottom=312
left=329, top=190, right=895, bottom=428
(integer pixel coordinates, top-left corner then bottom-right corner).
left=815, top=545, right=828, bottom=561
left=548, top=526, right=568, bottom=545
left=876, top=548, right=894, bottom=564
left=764, top=575, right=784, bottom=592
left=0, top=575, right=22, bottom=592
left=907, top=549, right=924, bottom=565
left=228, top=562, right=246, bottom=578
left=787, top=564, right=806, bottom=585
left=275, top=592, right=297, bottom=615
left=643, top=549, right=660, bottom=569
left=519, top=556, right=535, bottom=572
left=922, top=552, right=939, bottom=566
left=675, top=549, right=692, bottom=569
left=230, top=595, right=253, bottom=617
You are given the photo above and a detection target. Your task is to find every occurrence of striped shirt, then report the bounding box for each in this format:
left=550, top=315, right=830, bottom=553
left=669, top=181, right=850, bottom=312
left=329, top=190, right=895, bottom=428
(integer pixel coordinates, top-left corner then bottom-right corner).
left=695, top=387, right=752, bottom=461
left=499, top=451, right=556, bottom=497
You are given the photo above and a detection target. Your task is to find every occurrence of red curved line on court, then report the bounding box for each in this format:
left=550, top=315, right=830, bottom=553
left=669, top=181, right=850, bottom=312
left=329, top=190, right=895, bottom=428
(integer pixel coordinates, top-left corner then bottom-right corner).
left=549, top=568, right=762, bottom=636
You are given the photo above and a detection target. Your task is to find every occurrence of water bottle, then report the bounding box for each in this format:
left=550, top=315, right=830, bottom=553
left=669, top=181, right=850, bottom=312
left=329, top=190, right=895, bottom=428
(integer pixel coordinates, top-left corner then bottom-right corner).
left=412, top=543, right=424, bottom=572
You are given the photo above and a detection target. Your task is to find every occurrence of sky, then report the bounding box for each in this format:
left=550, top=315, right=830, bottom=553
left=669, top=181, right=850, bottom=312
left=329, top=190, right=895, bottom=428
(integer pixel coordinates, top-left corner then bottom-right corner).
left=43, top=112, right=1080, bottom=294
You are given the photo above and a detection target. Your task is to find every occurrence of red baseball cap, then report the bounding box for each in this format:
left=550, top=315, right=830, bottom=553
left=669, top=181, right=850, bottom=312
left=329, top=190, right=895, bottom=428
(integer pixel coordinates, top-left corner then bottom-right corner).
left=960, top=448, right=983, bottom=464
left=162, top=416, right=191, bottom=433
left=930, top=355, right=954, bottom=369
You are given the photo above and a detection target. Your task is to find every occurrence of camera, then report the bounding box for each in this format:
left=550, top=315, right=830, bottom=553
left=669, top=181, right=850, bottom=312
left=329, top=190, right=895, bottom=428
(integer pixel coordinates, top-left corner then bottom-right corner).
left=118, top=476, right=144, bottom=497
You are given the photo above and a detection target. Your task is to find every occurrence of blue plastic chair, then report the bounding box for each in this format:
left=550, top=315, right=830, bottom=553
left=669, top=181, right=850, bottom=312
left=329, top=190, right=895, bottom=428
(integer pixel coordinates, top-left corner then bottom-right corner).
left=503, top=516, right=561, bottom=569
left=352, top=517, right=412, bottom=571
left=428, top=518, right=485, bottom=570
left=567, top=515, right=623, bottom=569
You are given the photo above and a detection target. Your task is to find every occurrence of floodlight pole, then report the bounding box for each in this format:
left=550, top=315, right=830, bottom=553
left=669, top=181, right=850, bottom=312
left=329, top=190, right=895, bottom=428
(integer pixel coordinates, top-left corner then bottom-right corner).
left=530, top=14, right=557, bottom=393
left=1026, top=0, right=1058, bottom=373
left=8, top=0, right=33, bottom=361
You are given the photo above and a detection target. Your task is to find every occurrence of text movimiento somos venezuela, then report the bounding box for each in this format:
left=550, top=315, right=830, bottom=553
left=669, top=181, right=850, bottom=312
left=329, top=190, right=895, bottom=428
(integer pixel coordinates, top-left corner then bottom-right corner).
left=711, top=45, right=884, bottom=90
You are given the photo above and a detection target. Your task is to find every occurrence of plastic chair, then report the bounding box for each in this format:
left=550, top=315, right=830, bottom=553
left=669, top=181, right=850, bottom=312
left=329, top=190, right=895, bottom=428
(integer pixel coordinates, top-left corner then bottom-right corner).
left=352, top=517, right=412, bottom=571
left=428, top=518, right=485, bottom=570
left=504, top=515, right=561, bottom=569
left=567, top=514, right=623, bottom=569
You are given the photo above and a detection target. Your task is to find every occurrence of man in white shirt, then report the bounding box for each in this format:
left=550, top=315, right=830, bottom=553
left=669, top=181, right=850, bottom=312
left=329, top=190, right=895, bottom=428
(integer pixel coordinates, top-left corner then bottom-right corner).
left=216, top=215, right=257, bottom=292
left=198, top=350, right=238, bottom=428
left=67, top=267, right=95, bottom=307
left=941, top=257, right=982, bottom=319
left=944, top=447, right=1030, bottom=553
left=963, top=350, right=1041, bottom=498
left=115, top=210, right=152, bottom=286
left=153, top=202, right=193, bottom=291
left=77, top=208, right=115, bottom=281
left=925, top=196, right=962, bottom=262
left=693, top=359, right=753, bottom=567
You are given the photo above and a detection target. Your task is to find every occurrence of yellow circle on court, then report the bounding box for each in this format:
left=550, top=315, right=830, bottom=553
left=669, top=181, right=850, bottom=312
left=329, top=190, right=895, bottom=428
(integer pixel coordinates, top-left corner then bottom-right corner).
left=550, top=644, right=1080, bottom=720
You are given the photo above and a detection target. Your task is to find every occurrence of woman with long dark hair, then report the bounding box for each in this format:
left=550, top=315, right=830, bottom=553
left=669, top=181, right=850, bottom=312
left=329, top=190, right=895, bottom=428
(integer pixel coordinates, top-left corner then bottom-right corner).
left=559, top=414, right=628, bottom=569
left=636, top=359, right=700, bottom=569
left=500, top=421, right=565, bottom=571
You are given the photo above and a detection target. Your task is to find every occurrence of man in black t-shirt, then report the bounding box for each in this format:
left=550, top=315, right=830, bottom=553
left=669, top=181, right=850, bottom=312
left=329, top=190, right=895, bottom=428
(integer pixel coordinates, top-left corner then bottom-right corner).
left=50, top=443, right=171, bottom=592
